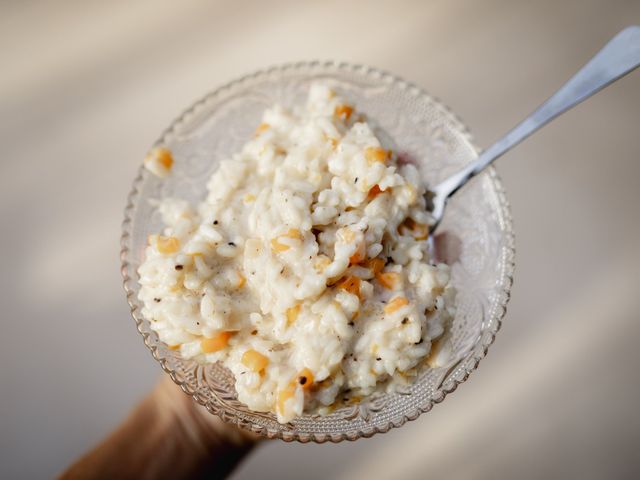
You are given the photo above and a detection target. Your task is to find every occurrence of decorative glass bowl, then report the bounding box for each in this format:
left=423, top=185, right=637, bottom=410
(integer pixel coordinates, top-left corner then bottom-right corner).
left=120, top=61, right=515, bottom=442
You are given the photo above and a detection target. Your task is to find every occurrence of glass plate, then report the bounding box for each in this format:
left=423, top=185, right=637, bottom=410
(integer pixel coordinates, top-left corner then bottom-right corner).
left=120, top=61, right=515, bottom=442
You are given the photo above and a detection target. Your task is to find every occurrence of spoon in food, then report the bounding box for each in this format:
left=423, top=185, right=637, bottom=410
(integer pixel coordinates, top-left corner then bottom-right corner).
left=429, top=25, right=640, bottom=232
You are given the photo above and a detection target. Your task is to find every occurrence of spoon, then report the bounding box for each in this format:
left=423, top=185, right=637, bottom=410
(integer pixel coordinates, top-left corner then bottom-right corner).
left=429, top=25, right=640, bottom=232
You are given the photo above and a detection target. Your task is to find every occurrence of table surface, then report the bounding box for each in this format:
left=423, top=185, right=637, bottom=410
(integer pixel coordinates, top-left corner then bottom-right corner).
left=1, top=1, right=639, bottom=478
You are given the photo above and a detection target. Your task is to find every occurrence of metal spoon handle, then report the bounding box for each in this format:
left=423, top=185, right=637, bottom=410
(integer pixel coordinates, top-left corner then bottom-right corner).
left=432, top=26, right=640, bottom=220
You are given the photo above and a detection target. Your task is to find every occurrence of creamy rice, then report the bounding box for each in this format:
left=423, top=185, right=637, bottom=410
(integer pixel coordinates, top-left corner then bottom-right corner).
left=138, top=84, right=455, bottom=423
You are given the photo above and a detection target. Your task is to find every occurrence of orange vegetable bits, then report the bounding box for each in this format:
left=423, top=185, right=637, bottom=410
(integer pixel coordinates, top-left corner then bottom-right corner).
left=236, top=271, right=246, bottom=289
left=242, top=349, right=269, bottom=373
left=201, top=331, right=233, bottom=353
left=367, top=184, right=386, bottom=201
left=277, top=385, right=296, bottom=416
left=384, top=296, right=410, bottom=314
left=270, top=238, right=290, bottom=252
left=364, top=146, right=390, bottom=165
left=375, top=271, right=401, bottom=290
left=286, top=304, right=301, bottom=326
left=156, top=236, right=180, bottom=255
left=295, top=368, right=314, bottom=390
left=337, top=275, right=362, bottom=299
left=367, top=257, right=385, bottom=276
left=255, top=122, right=270, bottom=135
left=282, top=228, right=303, bottom=240
left=334, top=104, right=353, bottom=120
left=156, top=148, right=173, bottom=169
left=143, top=147, right=174, bottom=177
left=271, top=228, right=303, bottom=253
left=349, top=241, right=367, bottom=266
left=398, top=217, right=430, bottom=241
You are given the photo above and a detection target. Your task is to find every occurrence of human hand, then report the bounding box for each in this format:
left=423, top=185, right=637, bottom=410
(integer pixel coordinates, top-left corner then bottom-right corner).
left=60, top=376, right=261, bottom=480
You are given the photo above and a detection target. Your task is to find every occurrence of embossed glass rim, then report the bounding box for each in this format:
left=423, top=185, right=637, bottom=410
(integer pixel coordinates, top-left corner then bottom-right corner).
left=120, top=60, right=515, bottom=442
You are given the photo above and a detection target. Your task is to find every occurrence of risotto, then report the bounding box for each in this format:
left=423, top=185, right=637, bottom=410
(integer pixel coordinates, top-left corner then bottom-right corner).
left=138, top=84, right=456, bottom=423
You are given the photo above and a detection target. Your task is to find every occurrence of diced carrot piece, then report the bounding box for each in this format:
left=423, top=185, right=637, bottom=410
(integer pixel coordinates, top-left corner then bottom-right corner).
left=155, top=148, right=173, bottom=169
left=295, top=368, right=314, bottom=390
left=157, top=236, right=180, bottom=254
left=271, top=238, right=290, bottom=252
left=399, top=218, right=429, bottom=240
left=201, top=331, right=233, bottom=353
left=367, top=184, right=387, bottom=200
left=337, top=275, right=361, bottom=298
left=286, top=304, right=301, bottom=326
left=282, top=228, right=302, bottom=240
left=277, top=386, right=296, bottom=415
left=376, top=271, right=401, bottom=290
left=334, top=104, right=353, bottom=120
left=384, top=296, right=409, bottom=314
left=349, top=242, right=366, bottom=265
left=144, top=148, right=174, bottom=177
left=365, top=147, right=389, bottom=164
left=255, top=123, right=270, bottom=135
left=242, top=349, right=269, bottom=372
left=367, top=258, right=385, bottom=275
left=271, top=229, right=303, bottom=253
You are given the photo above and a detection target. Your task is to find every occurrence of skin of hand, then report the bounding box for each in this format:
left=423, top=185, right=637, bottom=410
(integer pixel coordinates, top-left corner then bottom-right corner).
left=59, top=376, right=262, bottom=480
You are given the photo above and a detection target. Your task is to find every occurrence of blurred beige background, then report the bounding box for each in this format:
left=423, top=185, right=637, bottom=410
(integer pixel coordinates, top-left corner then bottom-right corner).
left=1, top=0, right=639, bottom=478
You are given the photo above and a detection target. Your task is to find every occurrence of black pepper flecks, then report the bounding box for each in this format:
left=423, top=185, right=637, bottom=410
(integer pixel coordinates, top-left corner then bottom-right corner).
left=153, top=298, right=161, bottom=303
left=213, top=220, right=218, bottom=225
left=401, top=318, right=408, bottom=325
left=174, top=265, right=183, bottom=271
left=228, top=242, right=236, bottom=247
